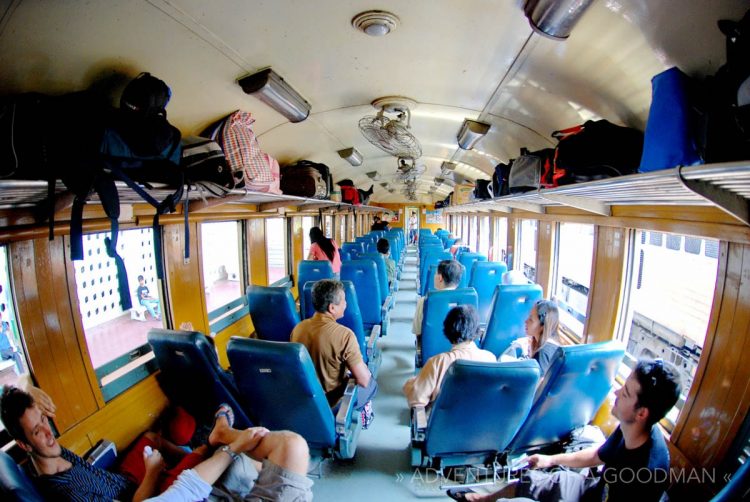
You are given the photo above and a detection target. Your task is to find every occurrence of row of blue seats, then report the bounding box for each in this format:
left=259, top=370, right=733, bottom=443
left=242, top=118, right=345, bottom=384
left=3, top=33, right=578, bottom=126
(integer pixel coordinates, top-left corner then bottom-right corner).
left=147, top=328, right=362, bottom=460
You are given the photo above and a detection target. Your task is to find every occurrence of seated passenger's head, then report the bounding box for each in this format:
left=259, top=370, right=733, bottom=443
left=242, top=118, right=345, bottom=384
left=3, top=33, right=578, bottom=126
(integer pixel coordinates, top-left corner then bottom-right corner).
left=434, top=260, right=462, bottom=290
left=138, top=274, right=145, bottom=284
left=0, top=386, right=61, bottom=459
left=526, top=299, right=560, bottom=354
left=614, top=359, right=682, bottom=428
left=373, top=216, right=381, bottom=223
left=376, top=238, right=390, bottom=256
left=312, top=279, right=346, bottom=319
left=309, top=227, right=325, bottom=243
left=443, top=305, right=480, bottom=345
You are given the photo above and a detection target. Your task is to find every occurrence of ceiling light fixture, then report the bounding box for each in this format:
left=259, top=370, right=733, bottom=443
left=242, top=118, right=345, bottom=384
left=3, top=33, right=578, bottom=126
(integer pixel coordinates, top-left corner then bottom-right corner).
left=366, top=171, right=381, bottom=180
left=337, top=147, right=363, bottom=166
left=457, top=119, right=491, bottom=150
left=523, top=0, right=596, bottom=40
left=238, top=68, right=310, bottom=123
left=352, top=10, right=400, bottom=37
left=440, top=161, right=457, bottom=172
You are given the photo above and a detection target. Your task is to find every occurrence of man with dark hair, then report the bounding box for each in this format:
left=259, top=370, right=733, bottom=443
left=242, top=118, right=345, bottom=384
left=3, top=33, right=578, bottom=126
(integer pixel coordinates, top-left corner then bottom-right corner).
left=291, top=279, right=377, bottom=428
left=371, top=216, right=389, bottom=231
left=376, top=238, right=397, bottom=287
left=404, top=305, right=495, bottom=408
left=0, top=387, right=313, bottom=501
left=413, top=260, right=463, bottom=338
left=449, top=358, right=682, bottom=502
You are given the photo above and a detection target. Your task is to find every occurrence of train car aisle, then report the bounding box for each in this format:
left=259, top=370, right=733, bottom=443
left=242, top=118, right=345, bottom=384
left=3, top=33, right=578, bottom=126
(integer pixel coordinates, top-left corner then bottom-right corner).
left=312, top=246, right=448, bottom=500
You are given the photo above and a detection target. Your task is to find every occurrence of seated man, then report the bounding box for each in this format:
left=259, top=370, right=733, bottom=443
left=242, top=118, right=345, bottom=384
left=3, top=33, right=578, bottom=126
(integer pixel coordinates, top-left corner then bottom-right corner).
left=136, top=275, right=161, bottom=320
left=291, top=279, right=378, bottom=428
left=376, top=238, right=397, bottom=287
left=413, top=259, right=463, bottom=339
left=403, top=305, right=495, bottom=409
left=449, top=238, right=463, bottom=258
left=0, top=387, right=312, bottom=501
left=448, top=358, right=682, bottom=502
left=371, top=216, right=389, bottom=231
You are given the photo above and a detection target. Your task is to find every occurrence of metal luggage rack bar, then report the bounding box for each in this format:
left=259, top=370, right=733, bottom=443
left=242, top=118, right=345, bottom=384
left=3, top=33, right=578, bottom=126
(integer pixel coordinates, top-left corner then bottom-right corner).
left=443, top=162, right=750, bottom=226
left=0, top=180, right=383, bottom=213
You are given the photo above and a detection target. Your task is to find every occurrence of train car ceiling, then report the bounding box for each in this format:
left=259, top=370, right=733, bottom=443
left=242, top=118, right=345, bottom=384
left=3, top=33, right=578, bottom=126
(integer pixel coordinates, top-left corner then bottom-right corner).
left=0, top=0, right=747, bottom=204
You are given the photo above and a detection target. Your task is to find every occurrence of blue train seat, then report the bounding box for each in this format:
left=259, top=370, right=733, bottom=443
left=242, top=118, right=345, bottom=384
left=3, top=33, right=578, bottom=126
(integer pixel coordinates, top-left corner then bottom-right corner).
left=418, top=288, right=478, bottom=367
left=418, top=250, right=453, bottom=296
left=502, top=270, right=533, bottom=284
left=0, top=450, right=44, bottom=502
left=297, top=260, right=333, bottom=291
left=339, top=248, right=351, bottom=261
left=443, top=237, right=459, bottom=250
left=355, top=236, right=377, bottom=253
left=227, top=337, right=360, bottom=459
left=712, top=459, right=750, bottom=501
left=419, top=229, right=434, bottom=237
left=454, top=246, right=471, bottom=262
left=360, top=252, right=393, bottom=306
left=300, top=281, right=381, bottom=375
left=247, top=286, right=300, bottom=342
left=148, top=329, right=253, bottom=428
left=411, top=359, right=540, bottom=469
left=469, top=261, right=509, bottom=324
left=341, top=260, right=390, bottom=336
left=481, top=284, right=543, bottom=357
left=457, top=252, right=487, bottom=288
left=341, top=242, right=364, bottom=260
left=507, top=341, right=625, bottom=454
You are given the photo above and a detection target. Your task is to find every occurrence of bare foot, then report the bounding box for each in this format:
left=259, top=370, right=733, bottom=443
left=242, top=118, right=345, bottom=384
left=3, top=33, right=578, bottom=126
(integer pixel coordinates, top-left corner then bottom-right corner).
left=208, top=404, right=234, bottom=447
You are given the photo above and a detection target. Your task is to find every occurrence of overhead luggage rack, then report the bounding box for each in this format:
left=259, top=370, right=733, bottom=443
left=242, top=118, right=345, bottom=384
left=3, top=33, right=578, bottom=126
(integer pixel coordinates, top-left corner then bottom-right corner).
left=0, top=180, right=383, bottom=214
left=444, top=162, right=750, bottom=226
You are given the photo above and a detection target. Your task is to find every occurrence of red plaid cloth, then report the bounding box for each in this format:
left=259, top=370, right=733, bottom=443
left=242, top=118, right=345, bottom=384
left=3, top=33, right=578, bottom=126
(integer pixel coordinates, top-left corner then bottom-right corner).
left=221, top=111, right=273, bottom=183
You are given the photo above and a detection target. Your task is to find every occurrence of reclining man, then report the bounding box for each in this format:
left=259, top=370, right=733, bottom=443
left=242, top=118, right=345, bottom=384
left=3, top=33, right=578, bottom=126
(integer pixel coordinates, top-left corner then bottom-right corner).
left=0, top=386, right=313, bottom=501
left=291, top=279, right=378, bottom=428
left=448, top=358, right=682, bottom=502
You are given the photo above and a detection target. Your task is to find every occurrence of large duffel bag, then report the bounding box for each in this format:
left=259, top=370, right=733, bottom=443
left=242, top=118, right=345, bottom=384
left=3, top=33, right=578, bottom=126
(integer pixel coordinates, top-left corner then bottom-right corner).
left=552, top=120, right=643, bottom=186
left=473, top=179, right=493, bottom=199
left=280, top=164, right=328, bottom=198
left=492, top=161, right=512, bottom=197
left=508, top=147, right=555, bottom=193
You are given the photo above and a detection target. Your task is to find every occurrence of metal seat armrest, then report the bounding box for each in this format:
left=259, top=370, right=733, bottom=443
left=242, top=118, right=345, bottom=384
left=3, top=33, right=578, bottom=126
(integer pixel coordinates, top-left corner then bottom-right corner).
left=367, top=324, right=381, bottom=360
left=335, top=378, right=359, bottom=435
left=411, top=405, right=427, bottom=441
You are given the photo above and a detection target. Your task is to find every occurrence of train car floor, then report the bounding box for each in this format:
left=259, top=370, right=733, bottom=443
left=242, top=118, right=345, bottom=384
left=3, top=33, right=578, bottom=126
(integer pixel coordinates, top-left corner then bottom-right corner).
left=310, top=246, right=506, bottom=500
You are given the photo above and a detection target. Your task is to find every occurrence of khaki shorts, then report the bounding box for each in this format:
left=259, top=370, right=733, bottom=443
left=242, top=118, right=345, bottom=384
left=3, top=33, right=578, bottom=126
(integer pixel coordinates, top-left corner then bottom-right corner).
left=211, top=456, right=313, bottom=502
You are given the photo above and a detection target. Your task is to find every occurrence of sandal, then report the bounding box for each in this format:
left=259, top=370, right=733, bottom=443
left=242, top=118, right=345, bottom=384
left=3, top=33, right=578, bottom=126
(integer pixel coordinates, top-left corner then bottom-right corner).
left=446, top=488, right=477, bottom=502
left=214, top=403, right=235, bottom=429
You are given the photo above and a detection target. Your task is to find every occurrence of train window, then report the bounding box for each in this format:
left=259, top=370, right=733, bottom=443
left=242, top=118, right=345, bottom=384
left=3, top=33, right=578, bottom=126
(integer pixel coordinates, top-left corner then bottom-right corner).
left=517, top=219, right=538, bottom=282
left=201, top=221, right=243, bottom=313
left=552, top=223, right=594, bottom=338
left=324, top=215, right=333, bottom=238
left=618, top=230, right=719, bottom=422
left=0, top=246, right=29, bottom=389
left=470, top=216, right=479, bottom=252
left=478, top=216, right=490, bottom=257
left=73, top=229, right=161, bottom=402
left=302, top=216, right=314, bottom=258
left=265, top=218, right=288, bottom=285
left=493, top=217, right=508, bottom=264
left=339, top=215, right=346, bottom=244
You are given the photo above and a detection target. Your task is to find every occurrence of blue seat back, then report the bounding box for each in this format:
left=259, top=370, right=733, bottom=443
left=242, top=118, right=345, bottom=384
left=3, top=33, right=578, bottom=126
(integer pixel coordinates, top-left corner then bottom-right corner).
left=508, top=341, right=625, bottom=453
left=247, top=286, right=300, bottom=342
left=341, top=260, right=382, bottom=326
left=425, top=360, right=540, bottom=460
left=419, top=251, right=453, bottom=296
left=339, top=248, right=351, bottom=261
left=342, top=242, right=364, bottom=260
left=148, top=329, right=252, bottom=428
left=0, top=450, right=44, bottom=502
left=301, top=281, right=368, bottom=363
left=482, top=284, right=543, bottom=357
left=385, top=236, right=401, bottom=264
left=470, top=261, right=509, bottom=323
left=454, top=246, right=471, bottom=262
left=421, top=288, right=478, bottom=363
left=712, top=460, right=750, bottom=501
left=458, top=252, right=487, bottom=288
left=419, top=228, right=433, bottom=237
left=361, top=252, right=389, bottom=304
left=297, top=260, right=333, bottom=291
left=227, top=338, right=336, bottom=450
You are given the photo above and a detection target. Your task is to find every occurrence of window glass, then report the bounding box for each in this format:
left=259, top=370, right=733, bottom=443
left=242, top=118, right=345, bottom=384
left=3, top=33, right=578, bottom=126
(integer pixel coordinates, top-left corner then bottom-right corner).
left=73, top=229, right=160, bottom=401
left=0, top=246, right=29, bottom=390
left=461, top=216, right=469, bottom=245
left=470, top=216, right=479, bottom=252
left=201, top=221, right=243, bottom=312
left=265, top=218, right=288, bottom=285
left=478, top=216, right=490, bottom=258
left=552, top=223, right=594, bottom=338
left=618, top=230, right=718, bottom=421
left=339, top=215, right=346, bottom=243
left=302, top=217, right=315, bottom=258
left=517, top=219, right=538, bottom=282
left=324, top=215, right=333, bottom=238
left=494, top=217, right=508, bottom=264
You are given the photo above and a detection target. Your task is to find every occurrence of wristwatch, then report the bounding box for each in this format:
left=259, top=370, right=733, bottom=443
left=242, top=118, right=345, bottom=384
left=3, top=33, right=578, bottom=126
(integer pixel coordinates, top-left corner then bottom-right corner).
left=219, top=445, right=239, bottom=462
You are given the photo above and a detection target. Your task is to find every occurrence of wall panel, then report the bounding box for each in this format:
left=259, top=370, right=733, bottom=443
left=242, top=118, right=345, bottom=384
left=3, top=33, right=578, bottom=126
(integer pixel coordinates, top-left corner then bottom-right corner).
left=163, top=222, right=208, bottom=334
left=585, top=226, right=626, bottom=343
left=248, top=219, right=267, bottom=286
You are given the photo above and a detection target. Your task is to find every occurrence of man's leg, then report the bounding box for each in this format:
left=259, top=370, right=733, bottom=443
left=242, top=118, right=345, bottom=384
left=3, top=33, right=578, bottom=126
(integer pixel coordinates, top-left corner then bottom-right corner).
left=355, top=377, right=378, bottom=411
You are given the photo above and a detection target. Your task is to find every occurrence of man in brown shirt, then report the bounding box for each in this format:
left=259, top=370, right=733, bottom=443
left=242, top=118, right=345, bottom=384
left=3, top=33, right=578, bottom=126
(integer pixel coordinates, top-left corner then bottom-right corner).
left=291, top=280, right=377, bottom=423
left=404, top=305, right=495, bottom=409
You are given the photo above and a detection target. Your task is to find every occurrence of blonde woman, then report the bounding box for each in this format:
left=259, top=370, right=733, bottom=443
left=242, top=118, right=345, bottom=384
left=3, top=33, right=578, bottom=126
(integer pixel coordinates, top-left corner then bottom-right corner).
left=525, top=299, right=561, bottom=376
